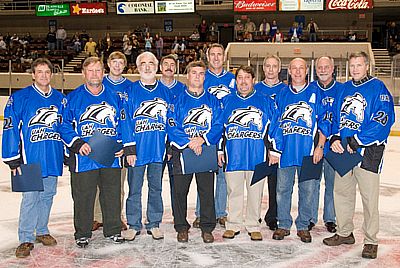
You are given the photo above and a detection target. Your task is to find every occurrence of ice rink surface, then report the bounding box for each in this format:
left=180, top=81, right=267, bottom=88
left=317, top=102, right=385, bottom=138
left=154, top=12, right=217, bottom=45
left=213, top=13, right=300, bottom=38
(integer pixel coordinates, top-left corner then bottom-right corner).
left=0, top=136, right=399, bottom=267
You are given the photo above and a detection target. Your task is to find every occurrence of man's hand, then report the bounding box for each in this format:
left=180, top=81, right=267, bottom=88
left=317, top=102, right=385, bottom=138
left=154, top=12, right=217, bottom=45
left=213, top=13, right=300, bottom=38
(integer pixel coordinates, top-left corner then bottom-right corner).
left=331, top=140, right=344, bottom=154
left=347, top=144, right=355, bottom=154
left=126, top=155, right=137, bottom=167
left=11, top=166, right=22, bottom=176
left=218, top=154, right=225, bottom=167
left=115, top=149, right=124, bottom=157
left=192, top=145, right=202, bottom=156
left=79, top=143, right=92, bottom=156
left=313, top=147, right=323, bottom=164
left=188, top=137, right=205, bottom=150
left=268, top=153, right=280, bottom=165
left=167, top=154, right=172, bottom=161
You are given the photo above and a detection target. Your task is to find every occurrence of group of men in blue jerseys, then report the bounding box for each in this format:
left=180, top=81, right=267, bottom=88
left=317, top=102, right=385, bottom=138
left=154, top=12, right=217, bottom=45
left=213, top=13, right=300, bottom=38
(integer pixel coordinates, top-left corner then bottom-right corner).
left=2, top=44, right=394, bottom=260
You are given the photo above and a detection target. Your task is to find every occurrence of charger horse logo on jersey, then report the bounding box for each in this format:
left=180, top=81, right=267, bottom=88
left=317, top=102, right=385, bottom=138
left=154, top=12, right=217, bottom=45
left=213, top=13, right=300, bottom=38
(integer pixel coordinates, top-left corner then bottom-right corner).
left=79, top=101, right=116, bottom=126
left=28, top=105, right=60, bottom=128
left=341, top=93, right=367, bottom=122
left=208, top=85, right=231, bottom=99
left=183, top=105, right=212, bottom=127
left=281, top=101, right=313, bottom=127
left=228, top=106, right=263, bottom=130
left=134, top=98, right=168, bottom=121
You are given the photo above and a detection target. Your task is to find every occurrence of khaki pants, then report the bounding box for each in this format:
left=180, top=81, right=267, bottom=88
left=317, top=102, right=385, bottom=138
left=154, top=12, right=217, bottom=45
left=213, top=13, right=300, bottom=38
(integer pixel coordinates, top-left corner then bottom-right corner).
left=94, top=167, right=127, bottom=222
left=334, top=166, right=380, bottom=245
left=225, top=171, right=264, bottom=233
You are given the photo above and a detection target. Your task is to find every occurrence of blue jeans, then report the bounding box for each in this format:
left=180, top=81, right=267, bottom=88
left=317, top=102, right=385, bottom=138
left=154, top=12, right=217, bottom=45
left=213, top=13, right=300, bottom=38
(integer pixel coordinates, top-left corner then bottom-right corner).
left=195, top=167, right=227, bottom=218
left=311, top=159, right=336, bottom=224
left=18, top=176, right=57, bottom=243
left=277, top=166, right=314, bottom=231
left=126, top=163, right=163, bottom=231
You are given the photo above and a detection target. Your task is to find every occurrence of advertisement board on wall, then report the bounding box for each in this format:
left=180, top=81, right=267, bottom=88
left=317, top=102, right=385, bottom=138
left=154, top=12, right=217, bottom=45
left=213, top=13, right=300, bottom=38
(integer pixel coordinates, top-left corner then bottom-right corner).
left=234, top=0, right=276, bottom=12
left=36, top=4, right=70, bottom=17
left=326, top=0, right=373, bottom=10
left=70, top=3, right=107, bottom=16
left=116, top=1, right=155, bottom=14
left=155, top=0, right=195, bottom=14
left=279, top=0, right=324, bottom=11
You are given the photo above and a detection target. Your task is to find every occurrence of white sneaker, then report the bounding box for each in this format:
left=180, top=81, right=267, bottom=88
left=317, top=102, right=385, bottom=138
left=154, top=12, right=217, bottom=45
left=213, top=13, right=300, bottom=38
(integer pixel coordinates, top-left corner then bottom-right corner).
left=147, top=227, right=164, bottom=240
left=122, top=229, right=140, bottom=241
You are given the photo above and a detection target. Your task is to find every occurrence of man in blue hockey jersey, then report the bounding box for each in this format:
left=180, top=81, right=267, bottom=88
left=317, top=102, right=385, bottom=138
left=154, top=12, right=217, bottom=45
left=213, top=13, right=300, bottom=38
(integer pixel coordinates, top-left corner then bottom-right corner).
left=254, top=55, right=288, bottom=231
left=193, top=43, right=236, bottom=228
left=92, top=51, right=132, bottom=232
left=159, top=54, right=186, bottom=218
left=309, top=56, right=342, bottom=233
left=323, top=52, right=395, bottom=259
left=272, top=58, right=329, bottom=243
left=220, top=65, right=280, bottom=241
left=121, top=52, right=171, bottom=241
left=2, top=58, right=65, bottom=258
left=60, top=56, right=124, bottom=248
left=167, top=61, right=223, bottom=243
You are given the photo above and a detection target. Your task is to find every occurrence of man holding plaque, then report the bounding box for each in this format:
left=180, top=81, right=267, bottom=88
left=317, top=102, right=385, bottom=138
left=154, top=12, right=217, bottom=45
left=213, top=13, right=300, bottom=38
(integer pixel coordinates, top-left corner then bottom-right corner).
left=167, top=61, right=223, bottom=243
left=2, top=58, right=65, bottom=258
left=59, top=56, right=124, bottom=248
left=323, top=52, right=395, bottom=259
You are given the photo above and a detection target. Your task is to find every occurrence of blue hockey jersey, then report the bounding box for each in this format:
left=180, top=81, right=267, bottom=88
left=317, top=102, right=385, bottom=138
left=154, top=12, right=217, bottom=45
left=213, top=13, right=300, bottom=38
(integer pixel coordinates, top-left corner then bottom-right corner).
left=121, top=80, right=172, bottom=166
left=2, top=84, right=65, bottom=177
left=159, top=79, right=186, bottom=99
left=331, top=77, right=395, bottom=173
left=275, top=83, right=330, bottom=168
left=103, top=75, right=132, bottom=100
left=204, top=69, right=236, bottom=100
left=221, top=90, right=279, bottom=171
left=167, top=89, right=223, bottom=149
left=254, top=81, right=288, bottom=101
left=59, top=84, right=123, bottom=172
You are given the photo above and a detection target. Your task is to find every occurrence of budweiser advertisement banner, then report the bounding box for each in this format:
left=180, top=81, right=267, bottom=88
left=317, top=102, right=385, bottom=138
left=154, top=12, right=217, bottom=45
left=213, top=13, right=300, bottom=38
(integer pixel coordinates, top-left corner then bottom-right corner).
left=70, top=3, right=107, bottom=16
left=326, top=0, right=373, bottom=10
left=234, top=0, right=276, bottom=12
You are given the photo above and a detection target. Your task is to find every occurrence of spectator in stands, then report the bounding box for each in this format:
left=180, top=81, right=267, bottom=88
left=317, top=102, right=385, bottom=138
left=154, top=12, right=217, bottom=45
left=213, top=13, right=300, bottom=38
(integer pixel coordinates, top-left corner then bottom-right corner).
left=270, top=20, right=279, bottom=39
left=144, top=32, right=153, bottom=52
left=388, top=21, right=398, bottom=52
left=198, top=19, right=208, bottom=42
left=0, top=37, right=7, bottom=50
left=105, top=32, right=112, bottom=44
left=209, top=22, right=218, bottom=41
left=143, top=23, right=151, bottom=35
left=23, top=32, right=32, bottom=45
left=79, top=30, right=90, bottom=51
left=131, top=35, right=140, bottom=65
left=155, top=33, right=164, bottom=59
left=272, top=29, right=284, bottom=43
left=259, top=18, right=271, bottom=37
left=56, top=26, right=67, bottom=50
left=123, top=39, right=133, bottom=65
left=103, top=40, right=114, bottom=61
left=134, top=26, right=142, bottom=38
left=84, top=37, right=97, bottom=57
left=4, top=32, right=11, bottom=45
left=46, top=29, right=56, bottom=52
left=123, top=31, right=131, bottom=43
left=10, top=33, right=19, bottom=43
left=72, top=34, right=81, bottom=53
left=289, top=22, right=302, bottom=42
left=180, top=37, right=187, bottom=51
left=306, top=19, right=319, bottom=42
left=243, top=31, right=253, bottom=42
left=234, top=19, right=244, bottom=41
left=190, top=30, right=200, bottom=41
left=244, top=18, right=256, bottom=34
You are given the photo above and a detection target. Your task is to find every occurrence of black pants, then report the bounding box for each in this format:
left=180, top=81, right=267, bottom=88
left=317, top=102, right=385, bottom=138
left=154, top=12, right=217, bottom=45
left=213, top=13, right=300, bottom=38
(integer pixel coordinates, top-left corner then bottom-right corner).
left=71, top=168, right=121, bottom=239
left=264, top=170, right=277, bottom=224
left=173, top=172, right=216, bottom=233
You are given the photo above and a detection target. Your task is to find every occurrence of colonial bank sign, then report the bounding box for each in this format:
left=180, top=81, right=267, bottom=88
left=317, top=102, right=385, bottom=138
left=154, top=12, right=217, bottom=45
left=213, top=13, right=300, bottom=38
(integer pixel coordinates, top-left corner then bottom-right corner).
left=234, top=0, right=276, bottom=12
left=326, top=0, right=373, bottom=10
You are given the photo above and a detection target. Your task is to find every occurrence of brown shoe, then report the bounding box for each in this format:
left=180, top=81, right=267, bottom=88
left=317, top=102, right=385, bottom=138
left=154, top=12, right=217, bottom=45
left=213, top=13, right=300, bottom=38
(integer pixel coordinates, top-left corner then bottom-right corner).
left=15, top=242, right=34, bottom=258
left=177, top=230, right=189, bottom=243
left=272, top=228, right=290, bottom=240
left=92, top=221, right=103, bottom=231
left=248, top=231, right=263, bottom=241
left=297, top=230, right=312, bottom=243
left=36, top=234, right=57, bottom=246
left=323, top=233, right=355, bottom=246
left=362, top=244, right=378, bottom=259
left=192, top=217, right=200, bottom=228
left=223, top=230, right=240, bottom=239
left=218, top=216, right=227, bottom=227
left=201, top=232, right=214, bottom=243
left=121, top=221, right=128, bottom=231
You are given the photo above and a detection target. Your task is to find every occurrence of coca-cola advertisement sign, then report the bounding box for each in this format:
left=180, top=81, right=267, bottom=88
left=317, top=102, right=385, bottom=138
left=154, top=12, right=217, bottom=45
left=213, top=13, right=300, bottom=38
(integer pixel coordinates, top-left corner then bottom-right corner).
left=234, top=0, right=276, bottom=12
left=326, top=0, right=373, bottom=10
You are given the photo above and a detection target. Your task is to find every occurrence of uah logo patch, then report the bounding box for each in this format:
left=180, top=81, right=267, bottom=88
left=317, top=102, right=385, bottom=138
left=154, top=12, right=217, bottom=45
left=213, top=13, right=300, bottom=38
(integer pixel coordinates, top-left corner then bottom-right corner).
left=208, top=85, right=231, bottom=99
left=227, top=106, right=263, bottom=130
left=28, top=105, right=59, bottom=128
left=281, top=101, right=313, bottom=127
left=322, top=96, right=335, bottom=107
left=183, top=105, right=212, bottom=127
left=134, top=98, right=168, bottom=121
left=341, top=93, right=366, bottom=122
left=79, top=101, right=116, bottom=126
